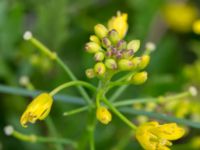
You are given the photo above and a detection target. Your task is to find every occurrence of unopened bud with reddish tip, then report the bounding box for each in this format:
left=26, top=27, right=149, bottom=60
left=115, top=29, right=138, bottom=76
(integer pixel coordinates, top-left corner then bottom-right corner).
left=106, top=50, right=112, bottom=57
left=122, top=49, right=134, bottom=59
left=131, top=71, right=148, bottom=85
left=118, top=59, right=134, bottom=70
left=85, top=68, right=95, bottom=78
left=94, top=52, right=105, bottom=62
left=94, top=24, right=108, bottom=39
left=117, top=40, right=127, bottom=50
left=94, top=62, right=106, bottom=76
left=102, top=37, right=111, bottom=48
left=105, top=59, right=117, bottom=70
left=108, top=29, right=120, bottom=44
left=85, top=42, right=101, bottom=53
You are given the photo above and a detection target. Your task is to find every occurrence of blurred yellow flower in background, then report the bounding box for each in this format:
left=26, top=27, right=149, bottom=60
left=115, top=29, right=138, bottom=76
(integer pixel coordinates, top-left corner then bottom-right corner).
left=193, top=20, right=200, bottom=34
left=20, top=93, right=53, bottom=128
left=162, top=3, right=197, bottom=32
left=108, top=11, right=128, bottom=39
left=136, top=121, right=185, bottom=150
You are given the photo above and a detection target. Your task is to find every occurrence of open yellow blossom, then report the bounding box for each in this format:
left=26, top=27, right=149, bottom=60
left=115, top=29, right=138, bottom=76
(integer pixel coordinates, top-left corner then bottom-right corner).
left=108, top=11, right=128, bottom=39
left=162, top=3, right=197, bottom=32
left=20, top=93, right=53, bottom=128
left=136, top=121, right=185, bottom=150
left=96, top=106, right=112, bottom=124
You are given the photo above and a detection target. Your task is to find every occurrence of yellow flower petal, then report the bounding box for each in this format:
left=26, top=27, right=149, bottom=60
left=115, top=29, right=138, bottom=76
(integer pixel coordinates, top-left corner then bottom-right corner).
left=136, top=121, right=185, bottom=150
left=108, top=11, right=128, bottom=39
left=150, top=123, right=185, bottom=140
left=20, top=93, right=53, bottom=127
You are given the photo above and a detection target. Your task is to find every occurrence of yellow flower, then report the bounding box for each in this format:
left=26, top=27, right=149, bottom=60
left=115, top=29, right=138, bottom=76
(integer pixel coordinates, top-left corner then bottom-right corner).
left=20, top=93, right=53, bottom=128
left=96, top=106, right=112, bottom=124
left=193, top=20, right=200, bottom=34
left=162, top=3, right=197, bottom=32
left=136, top=121, right=185, bottom=150
left=108, top=11, right=128, bottom=39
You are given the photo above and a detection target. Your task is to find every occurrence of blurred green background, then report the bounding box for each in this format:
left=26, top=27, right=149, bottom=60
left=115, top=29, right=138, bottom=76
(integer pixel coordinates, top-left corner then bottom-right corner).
left=0, top=0, right=200, bottom=150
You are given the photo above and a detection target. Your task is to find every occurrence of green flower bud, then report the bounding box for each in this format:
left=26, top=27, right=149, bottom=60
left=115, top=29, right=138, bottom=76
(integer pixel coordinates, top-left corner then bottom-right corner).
left=94, top=52, right=105, bottom=61
left=94, top=24, right=108, bottom=39
left=118, top=59, right=134, bottom=70
left=131, top=71, right=148, bottom=85
left=138, top=55, right=150, bottom=69
left=85, top=68, right=95, bottom=78
left=127, top=40, right=140, bottom=53
left=102, top=37, right=111, bottom=48
left=90, top=35, right=100, bottom=44
left=105, top=59, right=117, bottom=70
left=122, top=49, right=134, bottom=59
left=85, top=42, right=101, bottom=53
left=108, top=29, right=120, bottom=44
left=117, top=40, right=127, bottom=50
left=94, top=62, right=106, bottom=76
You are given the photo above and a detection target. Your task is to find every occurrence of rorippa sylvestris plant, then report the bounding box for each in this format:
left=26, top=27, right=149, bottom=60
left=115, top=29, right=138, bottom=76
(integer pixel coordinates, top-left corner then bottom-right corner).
left=4, top=12, right=190, bottom=150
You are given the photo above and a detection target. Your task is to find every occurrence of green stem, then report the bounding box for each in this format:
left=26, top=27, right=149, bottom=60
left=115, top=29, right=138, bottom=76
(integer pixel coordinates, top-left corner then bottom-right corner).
left=12, top=130, right=77, bottom=147
left=113, top=91, right=191, bottom=107
left=63, top=106, right=89, bottom=116
left=109, top=85, right=129, bottom=102
left=45, top=117, right=63, bottom=150
left=109, top=70, right=138, bottom=102
left=103, top=97, right=137, bottom=130
left=30, top=38, right=56, bottom=59
left=28, top=36, right=93, bottom=105
left=87, top=109, right=96, bottom=150
left=49, top=81, right=96, bottom=96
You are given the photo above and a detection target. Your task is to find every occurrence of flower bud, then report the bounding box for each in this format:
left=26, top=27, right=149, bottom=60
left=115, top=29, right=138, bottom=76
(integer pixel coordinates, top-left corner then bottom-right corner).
left=85, top=68, right=95, bottom=78
left=138, top=55, right=150, bottom=69
left=127, top=40, right=140, bottom=53
left=108, top=29, right=120, bottom=44
left=90, top=35, right=100, bottom=44
left=96, top=106, right=112, bottom=124
left=145, top=42, right=156, bottom=53
left=121, top=49, right=134, bottom=59
left=116, top=40, right=127, bottom=50
left=131, top=71, right=148, bottom=85
left=85, top=42, right=101, bottom=53
left=94, top=62, right=106, bottom=76
left=94, top=24, right=108, bottom=39
left=116, top=51, right=123, bottom=59
left=131, top=57, right=141, bottom=70
left=118, top=59, right=134, bottom=71
left=106, top=50, right=112, bottom=57
left=102, top=37, right=111, bottom=48
left=105, top=59, right=117, bottom=70
left=108, top=12, right=128, bottom=39
left=94, top=52, right=105, bottom=62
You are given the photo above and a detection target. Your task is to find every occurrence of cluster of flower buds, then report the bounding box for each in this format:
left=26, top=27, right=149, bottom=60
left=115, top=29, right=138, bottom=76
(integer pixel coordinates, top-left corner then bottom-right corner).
left=85, top=12, right=155, bottom=85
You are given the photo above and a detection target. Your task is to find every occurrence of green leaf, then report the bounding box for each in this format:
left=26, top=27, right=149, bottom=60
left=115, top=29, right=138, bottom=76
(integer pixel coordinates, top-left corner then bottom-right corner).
left=0, top=84, right=84, bottom=105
